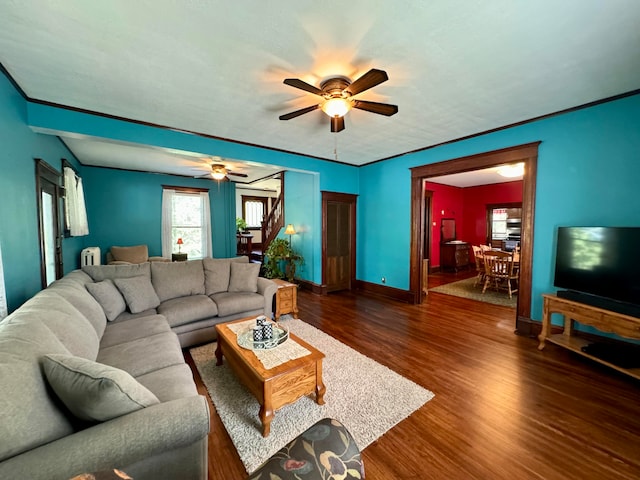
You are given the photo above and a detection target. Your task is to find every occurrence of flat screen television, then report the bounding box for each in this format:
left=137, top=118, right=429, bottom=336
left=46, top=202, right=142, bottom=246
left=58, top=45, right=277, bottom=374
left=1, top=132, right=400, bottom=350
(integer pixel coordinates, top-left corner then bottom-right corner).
left=554, top=226, right=640, bottom=316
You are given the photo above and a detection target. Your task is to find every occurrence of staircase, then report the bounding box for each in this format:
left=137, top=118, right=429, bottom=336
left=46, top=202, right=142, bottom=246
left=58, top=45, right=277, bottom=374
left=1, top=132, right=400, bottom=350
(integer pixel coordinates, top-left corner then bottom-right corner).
left=259, top=190, right=284, bottom=261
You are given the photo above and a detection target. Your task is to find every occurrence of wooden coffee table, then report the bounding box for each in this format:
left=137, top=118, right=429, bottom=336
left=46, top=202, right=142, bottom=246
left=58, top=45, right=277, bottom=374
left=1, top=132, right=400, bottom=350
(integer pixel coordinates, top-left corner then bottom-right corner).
left=215, top=318, right=326, bottom=437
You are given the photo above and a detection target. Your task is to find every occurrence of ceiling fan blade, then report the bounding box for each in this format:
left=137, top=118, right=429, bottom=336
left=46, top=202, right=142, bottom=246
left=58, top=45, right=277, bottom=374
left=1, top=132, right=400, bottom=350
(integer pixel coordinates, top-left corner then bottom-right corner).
left=283, top=78, right=326, bottom=96
left=279, top=104, right=320, bottom=120
left=344, top=69, right=389, bottom=96
left=353, top=100, right=398, bottom=116
left=330, top=116, right=345, bottom=133
left=227, top=171, right=249, bottom=178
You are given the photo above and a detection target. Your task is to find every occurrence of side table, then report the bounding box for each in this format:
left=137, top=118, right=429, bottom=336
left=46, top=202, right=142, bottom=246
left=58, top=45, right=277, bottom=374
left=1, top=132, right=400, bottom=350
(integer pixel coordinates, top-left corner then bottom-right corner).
left=172, top=253, right=188, bottom=262
left=272, top=279, right=298, bottom=320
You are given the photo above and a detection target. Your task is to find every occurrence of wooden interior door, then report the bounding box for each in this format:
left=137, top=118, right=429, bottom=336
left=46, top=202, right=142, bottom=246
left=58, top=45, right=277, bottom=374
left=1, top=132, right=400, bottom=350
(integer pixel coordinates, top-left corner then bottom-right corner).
left=322, top=192, right=356, bottom=293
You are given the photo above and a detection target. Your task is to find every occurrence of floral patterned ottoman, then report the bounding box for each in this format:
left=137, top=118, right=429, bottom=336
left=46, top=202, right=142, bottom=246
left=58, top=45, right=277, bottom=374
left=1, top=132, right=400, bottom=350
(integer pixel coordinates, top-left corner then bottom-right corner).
left=248, top=418, right=365, bottom=479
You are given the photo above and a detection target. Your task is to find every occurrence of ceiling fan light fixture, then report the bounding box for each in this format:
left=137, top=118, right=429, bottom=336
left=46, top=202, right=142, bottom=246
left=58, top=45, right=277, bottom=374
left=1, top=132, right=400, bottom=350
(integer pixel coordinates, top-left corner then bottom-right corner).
left=210, top=164, right=227, bottom=180
left=497, top=163, right=525, bottom=178
left=321, top=97, right=352, bottom=118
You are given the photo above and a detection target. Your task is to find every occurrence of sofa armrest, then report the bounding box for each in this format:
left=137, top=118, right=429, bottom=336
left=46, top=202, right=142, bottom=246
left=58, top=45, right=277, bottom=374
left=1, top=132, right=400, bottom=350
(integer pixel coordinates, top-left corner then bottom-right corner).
left=257, top=277, right=277, bottom=317
left=0, top=395, right=210, bottom=480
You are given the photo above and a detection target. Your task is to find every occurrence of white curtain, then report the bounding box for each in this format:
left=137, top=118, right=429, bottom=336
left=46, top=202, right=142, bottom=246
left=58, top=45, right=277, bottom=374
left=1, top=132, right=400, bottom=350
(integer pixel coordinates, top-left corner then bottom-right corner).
left=63, top=167, right=89, bottom=236
left=161, top=189, right=175, bottom=258
left=200, top=191, right=213, bottom=258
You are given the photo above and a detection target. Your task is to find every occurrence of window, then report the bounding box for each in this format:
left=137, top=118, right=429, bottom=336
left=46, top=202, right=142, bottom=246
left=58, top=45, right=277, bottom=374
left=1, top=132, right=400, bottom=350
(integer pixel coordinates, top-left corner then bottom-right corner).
left=242, top=196, right=268, bottom=229
left=162, top=187, right=212, bottom=259
left=491, top=208, right=508, bottom=240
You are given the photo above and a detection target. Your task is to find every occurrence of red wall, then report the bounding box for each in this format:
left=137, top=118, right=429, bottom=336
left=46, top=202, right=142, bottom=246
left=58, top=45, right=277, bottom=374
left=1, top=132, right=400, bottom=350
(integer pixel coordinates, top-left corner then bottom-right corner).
left=461, top=180, right=523, bottom=246
left=425, top=181, right=464, bottom=267
left=426, top=180, right=522, bottom=267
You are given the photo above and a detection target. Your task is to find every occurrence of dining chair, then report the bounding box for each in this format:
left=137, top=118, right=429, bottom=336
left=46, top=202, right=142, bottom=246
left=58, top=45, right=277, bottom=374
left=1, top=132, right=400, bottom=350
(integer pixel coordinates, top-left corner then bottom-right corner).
left=471, top=245, right=485, bottom=287
left=482, top=250, right=519, bottom=298
left=480, top=244, right=492, bottom=252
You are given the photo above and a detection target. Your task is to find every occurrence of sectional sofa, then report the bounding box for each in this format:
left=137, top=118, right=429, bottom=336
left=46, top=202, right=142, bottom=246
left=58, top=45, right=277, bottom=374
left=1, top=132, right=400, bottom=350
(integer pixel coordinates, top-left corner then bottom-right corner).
left=0, top=256, right=277, bottom=479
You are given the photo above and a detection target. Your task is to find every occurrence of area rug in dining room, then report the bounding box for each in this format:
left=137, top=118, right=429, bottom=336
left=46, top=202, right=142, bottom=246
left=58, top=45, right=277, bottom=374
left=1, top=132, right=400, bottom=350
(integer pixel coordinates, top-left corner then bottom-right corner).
left=429, top=276, right=517, bottom=307
left=190, top=318, right=434, bottom=474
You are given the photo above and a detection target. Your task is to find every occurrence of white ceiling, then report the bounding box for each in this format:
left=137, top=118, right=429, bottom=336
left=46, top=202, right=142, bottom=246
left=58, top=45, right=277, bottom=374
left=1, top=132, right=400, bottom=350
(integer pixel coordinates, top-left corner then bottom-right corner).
left=1, top=1, right=639, bottom=184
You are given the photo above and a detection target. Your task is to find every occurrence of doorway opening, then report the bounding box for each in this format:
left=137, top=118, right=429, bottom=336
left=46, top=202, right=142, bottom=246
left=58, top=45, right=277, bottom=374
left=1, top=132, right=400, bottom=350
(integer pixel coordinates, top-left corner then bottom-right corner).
left=35, top=159, right=64, bottom=288
left=409, top=142, right=540, bottom=334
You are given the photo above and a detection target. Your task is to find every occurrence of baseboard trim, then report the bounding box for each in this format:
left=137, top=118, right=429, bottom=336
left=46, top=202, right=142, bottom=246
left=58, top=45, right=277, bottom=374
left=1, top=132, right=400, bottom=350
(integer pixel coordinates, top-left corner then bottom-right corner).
left=515, top=317, right=568, bottom=338
left=296, top=279, right=325, bottom=295
left=353, top=280, right=415, bottom=303
left=296, top=278, right=416, bottom=303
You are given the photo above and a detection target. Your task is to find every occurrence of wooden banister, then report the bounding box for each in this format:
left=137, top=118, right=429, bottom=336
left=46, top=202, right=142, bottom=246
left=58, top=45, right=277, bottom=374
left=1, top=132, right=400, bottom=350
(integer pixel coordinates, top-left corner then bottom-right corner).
left=262, top=191, right=284, bottom=252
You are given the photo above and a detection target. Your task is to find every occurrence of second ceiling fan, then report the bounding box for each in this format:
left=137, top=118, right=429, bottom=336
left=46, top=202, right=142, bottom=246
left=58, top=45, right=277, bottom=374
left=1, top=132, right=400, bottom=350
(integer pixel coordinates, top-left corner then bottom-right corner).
left=279, top=68, right=398, bottom=132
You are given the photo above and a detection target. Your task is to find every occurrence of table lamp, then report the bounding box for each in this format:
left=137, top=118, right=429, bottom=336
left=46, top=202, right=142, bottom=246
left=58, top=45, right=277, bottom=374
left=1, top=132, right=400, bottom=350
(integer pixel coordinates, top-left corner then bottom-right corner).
left=176, top=238, right=184, bottom=253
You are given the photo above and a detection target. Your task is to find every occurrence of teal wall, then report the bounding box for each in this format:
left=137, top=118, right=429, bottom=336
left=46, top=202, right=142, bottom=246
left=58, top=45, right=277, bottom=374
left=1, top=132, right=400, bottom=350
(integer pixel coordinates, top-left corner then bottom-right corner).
left=4, top=63, right=640, bottom=328
left=283, top=171, right=320, bottom=284
left=359, top=93, right=640, bottom=321
left=25, top=99, right=359, bottom=287
left=26, top=102, right=360, bottom=195
left=0, top=71, right=85, bottom=311
left=82, top=167, right=237, bottom=262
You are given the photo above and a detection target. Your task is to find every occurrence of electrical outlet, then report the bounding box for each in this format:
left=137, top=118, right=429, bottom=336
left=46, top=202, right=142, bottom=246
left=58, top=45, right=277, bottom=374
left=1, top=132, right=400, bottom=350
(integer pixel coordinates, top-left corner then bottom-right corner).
left=381, top=277, right=386, bottom=284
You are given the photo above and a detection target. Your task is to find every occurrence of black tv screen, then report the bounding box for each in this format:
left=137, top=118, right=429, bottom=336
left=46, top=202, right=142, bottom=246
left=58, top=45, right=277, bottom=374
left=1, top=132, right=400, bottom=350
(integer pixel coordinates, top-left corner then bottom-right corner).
left=554, top=227, right=640, bottom=306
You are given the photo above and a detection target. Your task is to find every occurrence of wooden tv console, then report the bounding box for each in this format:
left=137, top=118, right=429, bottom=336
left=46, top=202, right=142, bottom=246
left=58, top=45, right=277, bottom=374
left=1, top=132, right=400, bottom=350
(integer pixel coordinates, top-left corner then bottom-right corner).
left=538, top=293, right=640, bottom=380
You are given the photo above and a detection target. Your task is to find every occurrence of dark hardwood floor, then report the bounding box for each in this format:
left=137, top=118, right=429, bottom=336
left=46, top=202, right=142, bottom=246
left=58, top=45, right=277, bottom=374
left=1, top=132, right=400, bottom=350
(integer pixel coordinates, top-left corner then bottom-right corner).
left=186, top=270, right=640, bottom=479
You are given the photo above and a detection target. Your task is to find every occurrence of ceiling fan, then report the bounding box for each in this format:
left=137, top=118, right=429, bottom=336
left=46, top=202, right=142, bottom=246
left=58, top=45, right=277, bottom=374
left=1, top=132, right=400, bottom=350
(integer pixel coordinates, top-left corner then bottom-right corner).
left=279, top=68, right=398, bottom=132
left=197, top=162, right=248, bottom=181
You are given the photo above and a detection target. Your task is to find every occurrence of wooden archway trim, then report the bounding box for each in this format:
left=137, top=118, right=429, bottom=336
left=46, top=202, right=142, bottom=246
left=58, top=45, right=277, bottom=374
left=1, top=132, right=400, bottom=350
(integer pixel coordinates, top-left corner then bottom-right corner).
left=409, top=142, right=540, bottom=332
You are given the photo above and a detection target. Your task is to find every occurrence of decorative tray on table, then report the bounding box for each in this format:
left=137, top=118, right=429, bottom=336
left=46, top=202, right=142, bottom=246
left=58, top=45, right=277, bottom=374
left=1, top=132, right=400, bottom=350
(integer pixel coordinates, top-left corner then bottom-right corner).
left=237, top=323, right=289, bottom=351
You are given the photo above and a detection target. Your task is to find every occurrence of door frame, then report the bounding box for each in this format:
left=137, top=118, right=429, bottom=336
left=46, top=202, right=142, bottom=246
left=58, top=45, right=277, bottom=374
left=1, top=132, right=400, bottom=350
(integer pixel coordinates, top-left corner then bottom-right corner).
left=423, top=190, right=433, bottom=264
left=409, top=142, right=540, bottom=333
left=35, top=158, right=64, bottom=288
left=321, top=191, right=357, bottom=293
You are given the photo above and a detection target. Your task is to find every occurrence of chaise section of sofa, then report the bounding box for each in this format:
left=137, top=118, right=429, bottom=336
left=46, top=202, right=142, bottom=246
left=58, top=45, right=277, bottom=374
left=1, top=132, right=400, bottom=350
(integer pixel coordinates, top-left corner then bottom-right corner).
left=0, top=270, right=209, bottom=480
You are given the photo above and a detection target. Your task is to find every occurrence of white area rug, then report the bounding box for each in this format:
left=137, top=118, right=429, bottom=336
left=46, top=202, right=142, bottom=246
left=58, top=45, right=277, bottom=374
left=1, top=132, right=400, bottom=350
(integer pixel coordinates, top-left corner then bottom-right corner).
left=190, top=318, right=434, bottom=473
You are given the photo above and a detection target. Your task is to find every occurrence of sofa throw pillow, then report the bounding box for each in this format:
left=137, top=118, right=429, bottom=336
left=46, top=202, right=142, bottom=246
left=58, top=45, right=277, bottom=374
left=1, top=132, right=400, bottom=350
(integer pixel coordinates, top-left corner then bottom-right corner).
left=228, top=262, right=260, bottom=293
left=203, top=256, right=248, bottom=295
left=42, top=354, right=160, bottom=422
left=113, top=276, right=160, bottom=313
left=85, top=280, right=126, bottom=322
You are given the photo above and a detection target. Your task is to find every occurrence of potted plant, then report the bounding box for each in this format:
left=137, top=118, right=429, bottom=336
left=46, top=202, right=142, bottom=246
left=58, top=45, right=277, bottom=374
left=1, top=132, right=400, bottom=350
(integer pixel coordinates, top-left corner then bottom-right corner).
left=263, top=238, right=303, bottom=282
left=236, top=217, right=247, bottom=233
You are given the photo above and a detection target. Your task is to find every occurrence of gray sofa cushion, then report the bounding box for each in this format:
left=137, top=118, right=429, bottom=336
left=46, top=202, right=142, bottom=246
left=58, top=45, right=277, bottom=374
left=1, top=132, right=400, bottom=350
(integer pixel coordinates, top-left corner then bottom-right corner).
left=151, top=260, right=205, bottom=302
left=83, top=262, right=151, bottom=282
left=20, top=291, right=100, bottom=360
left=47, top=277, right=107, bottom=337
left=113, top=276, right=161, bottom=314
left=112, top=308, right=158, bottom=323
left=86, top=279, right=127, bottom=321
left=100, top=315, right=172, bottom=349
left=97, top=333, right=185, bottom=378
left=0, top=317, right=75, bottom=462
left=42, top=354, right=160, bottom=422
left=135, top=364, right=198, bottom=402
left=203, top=256, right=248, bottom=295
left=157, top=295, right=218, bottom=327
left=210, top=291, right=265, bottom=317
left=228, top=262, right=260, bottom=293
